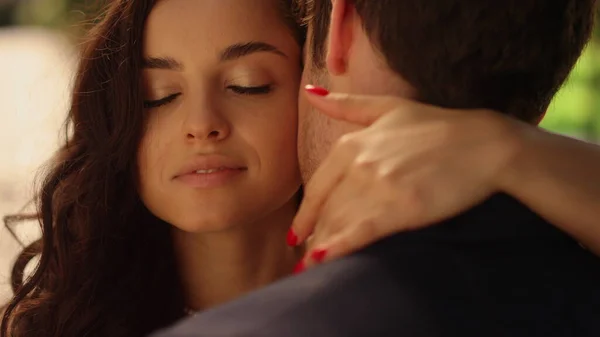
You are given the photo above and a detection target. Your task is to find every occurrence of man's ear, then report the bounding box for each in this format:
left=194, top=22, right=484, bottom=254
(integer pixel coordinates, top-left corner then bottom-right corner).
left=326, top=0, right=355, bottom=76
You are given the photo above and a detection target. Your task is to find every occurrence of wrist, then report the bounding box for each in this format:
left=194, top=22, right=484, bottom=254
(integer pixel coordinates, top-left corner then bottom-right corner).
left=492, top=116, right=536, bottom=195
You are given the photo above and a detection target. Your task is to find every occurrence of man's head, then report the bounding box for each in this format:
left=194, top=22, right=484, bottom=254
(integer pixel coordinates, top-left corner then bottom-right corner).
left=296, top=0, right=597, bottom=182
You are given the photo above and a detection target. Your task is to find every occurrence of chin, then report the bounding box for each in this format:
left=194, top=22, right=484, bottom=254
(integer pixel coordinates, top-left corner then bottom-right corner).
left=173, top=224, right=230, bottom=234
left=143, top=194, right=248, bottom=234
left=169, top=216, right=238, bottom=234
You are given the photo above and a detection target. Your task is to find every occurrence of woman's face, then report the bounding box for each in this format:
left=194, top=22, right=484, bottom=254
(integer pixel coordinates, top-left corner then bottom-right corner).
left=138, top=0, right=302, bottom=232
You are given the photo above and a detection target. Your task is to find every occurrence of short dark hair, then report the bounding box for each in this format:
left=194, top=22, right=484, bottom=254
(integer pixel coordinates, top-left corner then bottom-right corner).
left=279, top=0, right=307, bottom=46
left=297, top=0, right=597, bottom=122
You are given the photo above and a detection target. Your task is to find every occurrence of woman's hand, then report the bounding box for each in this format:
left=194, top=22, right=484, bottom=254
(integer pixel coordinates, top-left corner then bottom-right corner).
left=290, top=87, right=526, bottom=271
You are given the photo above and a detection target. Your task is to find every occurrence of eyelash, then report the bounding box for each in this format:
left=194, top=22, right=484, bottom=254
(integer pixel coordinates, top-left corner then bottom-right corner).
left=143, top=85, right=272, bottom=109
left=227, top=84, right=273, bottom=95
left=144, top=93, right=181, bottom=109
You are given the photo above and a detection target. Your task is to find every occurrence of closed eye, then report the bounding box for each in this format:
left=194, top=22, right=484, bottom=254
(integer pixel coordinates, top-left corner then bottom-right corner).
left=144, top=93, right=181, bottom=109
left=227, top=85, right=273, bottom=95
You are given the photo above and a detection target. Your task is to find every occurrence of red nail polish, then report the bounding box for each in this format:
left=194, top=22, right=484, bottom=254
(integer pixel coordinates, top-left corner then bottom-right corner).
left=286, top=229, right=298, bottom=246
left=310, top=249, right=328, bottom=263
left=293, top=260, right=305, bottom=274
left=305, top=85, right=329, bottom=96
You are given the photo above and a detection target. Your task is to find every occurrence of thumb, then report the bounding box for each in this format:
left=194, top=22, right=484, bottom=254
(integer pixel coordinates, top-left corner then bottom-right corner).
left=304, top=85, right=400, bottom=126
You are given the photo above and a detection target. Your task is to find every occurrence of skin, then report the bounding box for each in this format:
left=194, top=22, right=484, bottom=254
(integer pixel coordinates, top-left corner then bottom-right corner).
left=297, top=0, right=419, bottom=183
left=137, top=0, right=599, bottom=310
left=137, top=0, right=302, bottom=311
left=297, top=0, right=417, bottom=191
left=292, top=0, right=600, bottom=268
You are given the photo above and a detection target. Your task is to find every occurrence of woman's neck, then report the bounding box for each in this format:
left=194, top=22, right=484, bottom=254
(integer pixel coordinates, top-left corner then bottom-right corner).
left=172, top=197, right=302, bottom=311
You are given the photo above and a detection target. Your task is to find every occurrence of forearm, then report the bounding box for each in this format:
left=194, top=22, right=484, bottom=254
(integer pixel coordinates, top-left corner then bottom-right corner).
left=500, top=125, right=600, bottom=255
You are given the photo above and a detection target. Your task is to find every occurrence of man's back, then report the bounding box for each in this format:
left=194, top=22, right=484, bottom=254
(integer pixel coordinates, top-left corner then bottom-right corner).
left=153, top=195, right=600, bottom=337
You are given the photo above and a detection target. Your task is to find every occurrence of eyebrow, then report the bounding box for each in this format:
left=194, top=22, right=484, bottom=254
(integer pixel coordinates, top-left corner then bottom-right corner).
left=143, top=41, right=287, bottom=71
left=143, top=56, right=182, bottom=71
left=220, top=41, right=287, bottom=61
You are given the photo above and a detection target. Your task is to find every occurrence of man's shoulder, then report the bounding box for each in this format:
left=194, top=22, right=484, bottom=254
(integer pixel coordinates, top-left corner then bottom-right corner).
left=151, top=249, right=443, bottom=337
left=382, top=193, right=563, bottom=244
left=152, top=195, right=600, bottom=337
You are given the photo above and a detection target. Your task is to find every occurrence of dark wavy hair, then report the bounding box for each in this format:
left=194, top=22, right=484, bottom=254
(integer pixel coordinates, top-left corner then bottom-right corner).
left=1, top=1, right=304, bottom=336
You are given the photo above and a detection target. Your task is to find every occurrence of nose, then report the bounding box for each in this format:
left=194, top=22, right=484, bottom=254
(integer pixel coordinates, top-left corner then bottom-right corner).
left=182, top=100, right=230, bottom=142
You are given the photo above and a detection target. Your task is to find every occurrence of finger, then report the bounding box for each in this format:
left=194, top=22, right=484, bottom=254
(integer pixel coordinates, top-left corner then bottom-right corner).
left=306, top=210, right=395, bottom=268
left=306, top=185, right=405, bottom=267
left=304, top=171, right=365, bottom=249
left=290, top=133, right=362, bottom=244
left=304, top=165, right=422, bottom=267
left=303, top=172, right=371, bottom=268
left=304, top=85, right=406, bottom=126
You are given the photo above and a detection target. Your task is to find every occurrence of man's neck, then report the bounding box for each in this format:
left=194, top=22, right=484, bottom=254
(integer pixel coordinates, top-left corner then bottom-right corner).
left=172, top=197, right=302, bottom=311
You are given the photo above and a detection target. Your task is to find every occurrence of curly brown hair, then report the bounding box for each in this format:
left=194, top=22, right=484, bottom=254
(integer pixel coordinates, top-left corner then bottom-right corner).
left=1, top=0, right=304, bottom=336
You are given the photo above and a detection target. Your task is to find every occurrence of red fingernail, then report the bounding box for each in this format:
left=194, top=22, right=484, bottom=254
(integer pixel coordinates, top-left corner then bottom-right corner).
left=293, top=260, right=305, bottom=274
left=286, top=229, right=298, bottom=246
left=310, top=249, right=328, bottom=263
left=305, top=85, right=329, bottom=96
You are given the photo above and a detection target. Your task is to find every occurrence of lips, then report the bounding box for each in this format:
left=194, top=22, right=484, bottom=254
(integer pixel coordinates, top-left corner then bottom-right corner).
left=194, top=168, right=227, bottom=174
left=174, top=154, right=247, bottom=179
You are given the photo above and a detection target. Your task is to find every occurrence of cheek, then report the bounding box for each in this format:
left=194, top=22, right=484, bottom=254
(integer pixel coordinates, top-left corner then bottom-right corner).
left=137, top=119, right=170, bottom=193
left=297, top=79, right=332, bottom=181
left=297, top=106, right=333, bottom=182
left=297, top=64, right=340, bottom=181
left=267, top=104, right=299, bottom=171
left=245, top=98, right=301, bottom=187
left=137, top=136, right=155, bottom=199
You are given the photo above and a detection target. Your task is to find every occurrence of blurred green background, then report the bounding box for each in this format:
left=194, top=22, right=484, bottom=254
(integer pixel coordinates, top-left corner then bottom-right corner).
left=0, top=0, right=599, bottom=141
left=542, top=28, right=600, bottom=141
